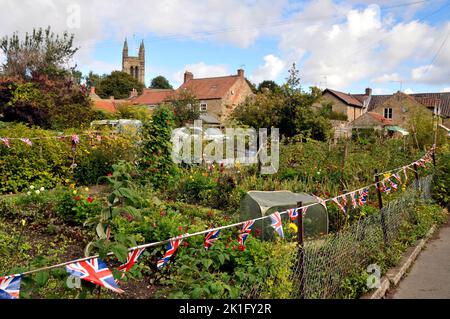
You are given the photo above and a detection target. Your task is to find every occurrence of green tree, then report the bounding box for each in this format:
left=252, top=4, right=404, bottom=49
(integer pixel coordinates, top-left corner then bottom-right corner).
left=257, top=80, right=281, bottom=93
left=168, top=89, right=200, bottom=127
left=96, top=71, right=144, bottom=99
left=150, top=76, right=173, bottom=90
left=85, top=71, right=104, bottom=90
left=0, top=26, right=78, bottom=80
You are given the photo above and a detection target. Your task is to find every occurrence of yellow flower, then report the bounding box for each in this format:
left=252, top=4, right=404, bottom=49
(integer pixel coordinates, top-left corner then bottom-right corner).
left=21, top=219, right=26, bottom=227
left=383, top=173, right=391, bottom=179
left=65, top=179, right=70, bottom=184
left=84, top=187, right=89, bottom=192
left=73, top=190, right=78, bottom=195
left=70, top=184, right=75, bottom=190
left=289, top=223, right=298, bottom=233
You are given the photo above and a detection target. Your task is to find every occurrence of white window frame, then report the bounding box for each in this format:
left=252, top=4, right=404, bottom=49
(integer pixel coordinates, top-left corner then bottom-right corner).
left=200, top=103, right=208, bottom=112
left=384, top=108, right=393, bottom=119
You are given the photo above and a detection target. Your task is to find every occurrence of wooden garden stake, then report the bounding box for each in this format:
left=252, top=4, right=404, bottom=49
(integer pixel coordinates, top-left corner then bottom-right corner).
left=374, top=170, right=388, bottom=246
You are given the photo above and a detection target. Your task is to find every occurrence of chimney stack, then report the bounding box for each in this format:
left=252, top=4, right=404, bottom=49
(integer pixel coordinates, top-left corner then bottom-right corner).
left=90, top=87, right=96, bottom=95
left=237, top=69, right=245, bottom=78
left=184, top=71, right=194, bottom=83
left=129, top=88, right=138, bottom=99
left=365, top=88, right=372, bottom=96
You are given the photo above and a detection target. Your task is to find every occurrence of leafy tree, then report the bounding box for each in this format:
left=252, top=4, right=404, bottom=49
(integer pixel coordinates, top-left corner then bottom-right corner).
left=0, top=76, right=95, bottom=130
left=168, top=89, right=200, bottom=127
left=96, top=71, right=144, bottom=99
left=257, top=80, right=281, bottom=93
left=0, top=27, right=78, bottom=80
left=85, top=71, right=104, bottom=90
left=150, top=75, right=173, bottom=90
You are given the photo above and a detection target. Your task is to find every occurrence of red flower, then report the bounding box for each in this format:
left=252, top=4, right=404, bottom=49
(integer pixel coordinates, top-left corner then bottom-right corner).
left=238, top=245, right=246, bottom=252
left=87, top=197, right=94, bottom=203
left=74, top=196, right=81, bottom=201
left=183, top=242, right=189, bottom=247
left=160, top=211, right=167, bottom=217
left=255, top=228, right=262, bottom=236
left=107, top=173, right=113, bottom=177
left=178, top=226, right=183, bottom=232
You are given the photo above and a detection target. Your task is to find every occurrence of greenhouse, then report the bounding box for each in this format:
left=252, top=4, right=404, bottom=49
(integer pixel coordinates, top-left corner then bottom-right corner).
left=240, top=191, right=329, bottom=240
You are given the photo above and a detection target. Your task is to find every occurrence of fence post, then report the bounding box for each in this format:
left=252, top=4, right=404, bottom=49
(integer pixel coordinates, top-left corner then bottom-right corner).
left=297, top=201, right=305, bottom=299
left=374, top=170, right=389, bottom=246
left=432, top=146, right=436, bottom=167
left=414, top=163, right=420, bottom=190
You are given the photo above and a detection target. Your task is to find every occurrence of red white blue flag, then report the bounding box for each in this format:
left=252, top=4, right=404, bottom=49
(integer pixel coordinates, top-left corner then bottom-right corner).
left=157, top=237, right=183, bottom=269
left=66, top=258, right=124, bottom=293
left=238, top=220, right=254, bottom=247
left=350, top=192, right=358, bottom=208
left=20, top=138, right=33, bottom=147
left=332, top=197, right=346, bottom=214
left=392, top=173, right=402, bottom=184
left=287, top=208, right=298, bottom=221
left=0, top=275, right=21, bottom=299
left=270, top=212, right=284, bottom=239
left=313, top=195, right=327, bottom=208
left=118, top=248, right=146, bottom=273
left=388, top=178, right=398, bottom=191
left=204, top=229, right=221, bottom=250
left=358, top=188, right=369, bottom=206
left=1, top=138, right=10, bottom=148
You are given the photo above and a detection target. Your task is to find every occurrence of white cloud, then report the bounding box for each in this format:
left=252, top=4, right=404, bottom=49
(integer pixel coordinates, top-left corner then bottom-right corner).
left=404, top=88, right=414, bottom=94
left=442, top=87, right=450, bottom=92
left=173, top=62, right=229, bottom=85
left=250, top=54, right=286, bottom=84
left=371, top=73, right=401, bottom=83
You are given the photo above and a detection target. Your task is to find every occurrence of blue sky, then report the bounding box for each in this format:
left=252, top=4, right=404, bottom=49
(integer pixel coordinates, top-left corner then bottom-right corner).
left=1, top=0, right=450, bottom=95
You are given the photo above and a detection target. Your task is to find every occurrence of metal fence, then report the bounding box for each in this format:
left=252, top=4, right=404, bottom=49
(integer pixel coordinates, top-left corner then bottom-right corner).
left=244, top=175, right=434, bottom=299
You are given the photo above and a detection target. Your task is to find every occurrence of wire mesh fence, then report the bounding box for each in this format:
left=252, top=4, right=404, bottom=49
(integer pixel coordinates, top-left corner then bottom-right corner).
left=243, top=175, right=434, bottom=299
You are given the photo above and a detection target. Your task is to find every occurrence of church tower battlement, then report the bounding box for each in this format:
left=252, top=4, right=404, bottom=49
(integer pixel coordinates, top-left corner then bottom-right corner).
left=122, top=38, right=145, bottom=85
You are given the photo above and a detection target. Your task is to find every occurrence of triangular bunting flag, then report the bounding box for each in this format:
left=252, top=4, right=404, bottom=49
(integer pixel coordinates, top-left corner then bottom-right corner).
left=66, top=258, right=124, bottom=293
left=269, top=212, right=284, bottom=239
left=0, top=275, right=21, bottom=299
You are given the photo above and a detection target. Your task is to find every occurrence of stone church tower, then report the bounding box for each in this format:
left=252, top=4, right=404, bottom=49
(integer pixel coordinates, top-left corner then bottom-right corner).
left=122, top=38, right=145, bottom=85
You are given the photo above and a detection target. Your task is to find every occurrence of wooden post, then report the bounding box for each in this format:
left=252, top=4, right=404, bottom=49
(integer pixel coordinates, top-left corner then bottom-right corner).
left=297, top=201, right=305, bottom=299
left=432, top=146, right=436, bottom=167
left=414, top=163, right=420, bottom=190
left=375, top=170, right=388, bottom=246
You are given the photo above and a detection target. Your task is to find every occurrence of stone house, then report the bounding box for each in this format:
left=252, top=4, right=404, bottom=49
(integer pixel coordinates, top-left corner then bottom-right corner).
left=175, top=69, right=255, bottom=124
left=131, top=69, right=254, bottom=125
left=351, top=112, right=394, bottom=130
left=314, top=88, right=370, bottom=121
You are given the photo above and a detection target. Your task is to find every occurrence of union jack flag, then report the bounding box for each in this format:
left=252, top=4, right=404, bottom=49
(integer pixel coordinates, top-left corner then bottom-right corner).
left=20, top=138, right=33, bottom=147
left=118, top=248, right=146, bottom=273
left=388, top=178, right=398, bottom=191
left=287, top=208, right=298, bottom=221
left=270, top=212, right=284, bottom=239
left=392, top=173, right=402, bottom=184
left=204, top=229, right=221, bottom=250
left=350, top=192, right=358, bottom=208
left=71, top=135, right=80, bottom=144
left=1, top=137, right=10, bottom=148
left=358, top=188, right=369, bottom=206
left=332, top=197, right=346, bottom=214
left=0, top=275, right=21, bottom=299
left=383, top=180, right=392, bottom=194
left=66, top=258, right=124, bottom=293
left=157, top=237, right=183, bottom=269
left=238, top=220, right=254, bottom=246
left=313, top=195, right=327, bottom=208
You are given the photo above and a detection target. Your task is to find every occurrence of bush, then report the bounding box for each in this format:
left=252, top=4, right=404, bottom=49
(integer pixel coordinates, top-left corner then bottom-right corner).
left=433, top=145, right=450, bottom=208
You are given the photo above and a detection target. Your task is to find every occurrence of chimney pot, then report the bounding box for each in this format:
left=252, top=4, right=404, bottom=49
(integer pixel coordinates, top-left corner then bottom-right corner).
left=90, top=87, right=96, bottom=94
left=184, top=71, right=194, bottom=83
left=365, top=88, right=372, bottom=96
left=238, top=69, right=245, bottom=78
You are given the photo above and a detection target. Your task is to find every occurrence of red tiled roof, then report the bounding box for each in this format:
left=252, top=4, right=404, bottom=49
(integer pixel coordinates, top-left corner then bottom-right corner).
left=324, top=89, right=364, bottom=107
left=132, top=89, right=174, bottom=105
left=367, top=112, right=393, bottom=125
left=92, top=100, right=118, bottom=113
left=176, top=75, right=240, bottom=100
